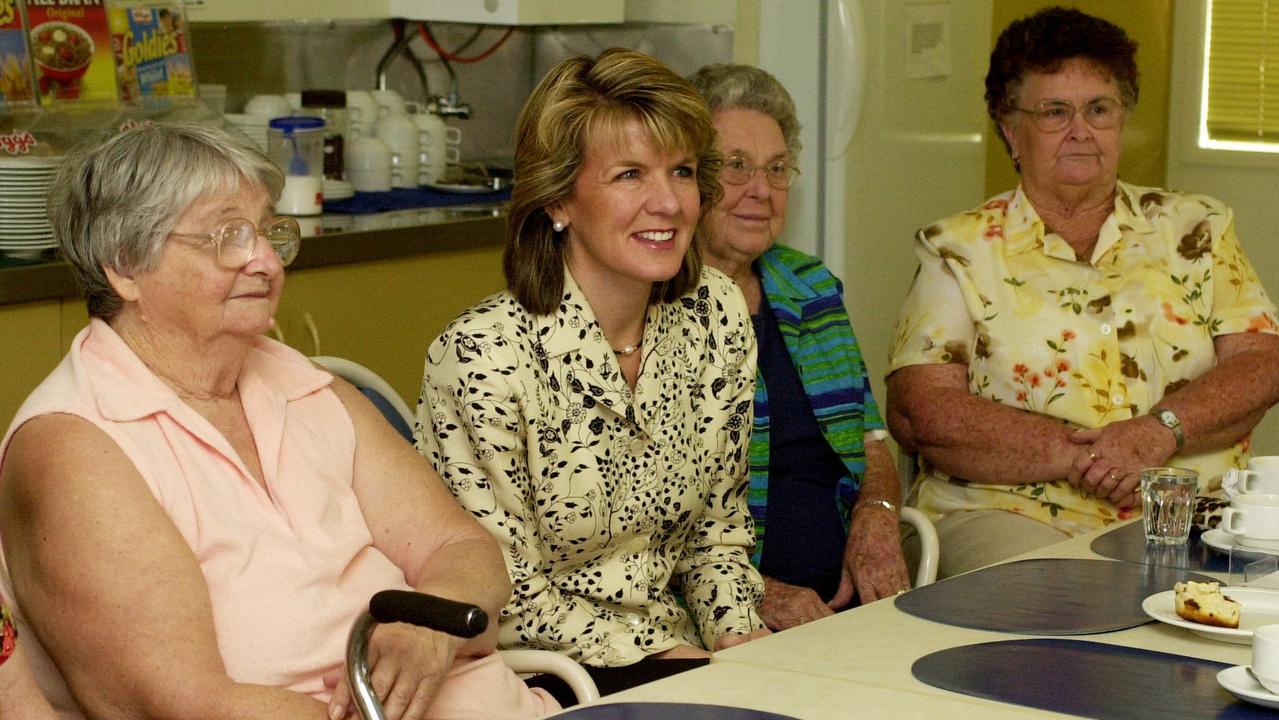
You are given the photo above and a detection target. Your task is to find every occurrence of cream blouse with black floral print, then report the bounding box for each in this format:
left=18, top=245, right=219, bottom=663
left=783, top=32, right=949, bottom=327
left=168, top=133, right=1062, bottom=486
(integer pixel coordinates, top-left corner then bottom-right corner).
left=417, top=266, right=764, bottom=667
left=890, top=181, right=1279, bottom=536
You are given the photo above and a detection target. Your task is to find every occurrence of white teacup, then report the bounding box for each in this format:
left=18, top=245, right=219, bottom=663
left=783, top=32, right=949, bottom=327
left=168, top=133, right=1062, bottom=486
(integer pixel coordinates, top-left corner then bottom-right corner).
left=1225, top=456, right=1279, bottom=497
left=1255, top=625, right=1279, bottom=694
left=346, top=90, right=378, bottom=136
left=1223, top=493, right=1279, bottom=549
left=370, top=89, right=407, bottom=118
left=346, top=136, right=392, bottom=192
left=244, top=94, right=292, bottom=120
left=374, top=113, right=419, bottom=189
left=417, top=145, right=460, bottom=169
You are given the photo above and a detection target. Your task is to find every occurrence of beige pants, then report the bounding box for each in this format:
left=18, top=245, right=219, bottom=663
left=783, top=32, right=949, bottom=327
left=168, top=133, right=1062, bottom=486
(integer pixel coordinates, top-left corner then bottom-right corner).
left=903, top=509, right=1069, bottom=580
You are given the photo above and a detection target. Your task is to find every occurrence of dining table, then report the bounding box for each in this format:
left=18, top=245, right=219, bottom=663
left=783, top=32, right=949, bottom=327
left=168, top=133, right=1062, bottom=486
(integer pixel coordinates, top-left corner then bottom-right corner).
left=560, top=519, right=1265, bottom=719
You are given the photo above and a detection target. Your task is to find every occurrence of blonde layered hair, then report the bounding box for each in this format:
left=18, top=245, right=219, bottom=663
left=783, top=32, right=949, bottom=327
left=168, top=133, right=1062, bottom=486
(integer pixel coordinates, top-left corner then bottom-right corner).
left=505, top=48, right=722, bottom=314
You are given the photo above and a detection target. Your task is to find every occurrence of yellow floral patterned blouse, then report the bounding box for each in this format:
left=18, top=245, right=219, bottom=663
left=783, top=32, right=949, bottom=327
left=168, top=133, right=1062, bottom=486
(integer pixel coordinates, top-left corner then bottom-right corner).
left=890, top=181, right=1279, bottom=536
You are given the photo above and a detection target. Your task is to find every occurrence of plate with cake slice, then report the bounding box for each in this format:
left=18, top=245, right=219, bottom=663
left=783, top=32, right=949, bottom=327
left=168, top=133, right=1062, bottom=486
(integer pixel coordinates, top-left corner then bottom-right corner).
left=1143, top=582, right=1279, bottom=644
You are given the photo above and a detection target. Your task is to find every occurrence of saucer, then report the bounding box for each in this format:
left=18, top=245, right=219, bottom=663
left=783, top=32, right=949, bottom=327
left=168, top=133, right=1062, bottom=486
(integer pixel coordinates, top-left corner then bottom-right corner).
left=1201, top=528, right=1279, bottom=556
left=1218, top=665, right=1279, bottom=709
left=1142, top=587, right=1279, bottom=644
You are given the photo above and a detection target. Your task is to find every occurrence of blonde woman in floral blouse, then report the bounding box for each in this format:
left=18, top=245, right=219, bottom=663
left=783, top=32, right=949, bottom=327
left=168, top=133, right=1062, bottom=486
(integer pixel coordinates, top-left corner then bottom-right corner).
left=417, top=49, right=768, bottom=700
left=887, top=7, right=1279, bottom=578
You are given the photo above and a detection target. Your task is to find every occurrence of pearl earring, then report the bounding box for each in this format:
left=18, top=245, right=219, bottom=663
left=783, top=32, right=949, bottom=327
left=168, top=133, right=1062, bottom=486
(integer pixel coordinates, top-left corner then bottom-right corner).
left=552, top=220, right=566, bottom=232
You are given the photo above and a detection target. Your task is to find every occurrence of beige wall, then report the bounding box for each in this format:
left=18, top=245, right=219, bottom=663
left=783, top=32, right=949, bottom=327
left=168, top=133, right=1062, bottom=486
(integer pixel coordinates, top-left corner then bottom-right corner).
left=984, top=0, right=1174, bottom=197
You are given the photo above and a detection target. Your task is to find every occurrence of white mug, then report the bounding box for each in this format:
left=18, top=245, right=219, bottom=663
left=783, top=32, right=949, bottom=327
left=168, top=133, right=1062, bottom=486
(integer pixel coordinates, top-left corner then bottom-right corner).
left=1225, top=456, right=1279, bottom=496
left=417, top=148, right=462, bottom=184
left=417, top=145, right=460, bottom=168
left=413, top=113, right=460, bottom=145
left=370, top=89, right=407, bottom=117
left=1223, top=493, right=1279, bottom=549
left=413, top=113, right=460, bottom=184
left=373, top=113, right=419, bottom=189
left=345, top=90, right=378, bottom=136
left=244, top=94, right=292, bottom=120
left=1255, top=625, right=1279, bottom=694
left=346, top=136, right=392, bottom=192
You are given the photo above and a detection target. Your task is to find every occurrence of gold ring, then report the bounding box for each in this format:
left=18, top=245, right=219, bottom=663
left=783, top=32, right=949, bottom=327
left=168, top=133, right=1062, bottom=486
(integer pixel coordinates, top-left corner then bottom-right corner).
left=1089, top=451, right=1099, bottom=462
left=895, top=589, right=908, bottom=596
left=1109, top=471, right=1119, bottom=482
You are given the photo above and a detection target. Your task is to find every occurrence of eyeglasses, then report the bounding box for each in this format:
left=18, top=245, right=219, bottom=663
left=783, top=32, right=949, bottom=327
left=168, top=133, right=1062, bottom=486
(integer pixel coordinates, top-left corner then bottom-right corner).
left=1010, top=96, right=1125, bottom=132
left=169, top=216, right=301, bottom=269
left=721, top=155, right=800, bottom=190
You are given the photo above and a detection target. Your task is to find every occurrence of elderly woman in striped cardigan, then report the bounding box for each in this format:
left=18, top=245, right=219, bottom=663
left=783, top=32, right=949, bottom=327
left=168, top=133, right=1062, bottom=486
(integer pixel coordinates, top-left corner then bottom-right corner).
left=690, top=64, right=910, bottom=629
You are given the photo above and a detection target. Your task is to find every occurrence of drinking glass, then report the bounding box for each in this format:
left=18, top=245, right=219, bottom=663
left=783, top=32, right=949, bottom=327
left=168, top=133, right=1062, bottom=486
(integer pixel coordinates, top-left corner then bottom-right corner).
left=1140, top=467, right=1198, bottom=544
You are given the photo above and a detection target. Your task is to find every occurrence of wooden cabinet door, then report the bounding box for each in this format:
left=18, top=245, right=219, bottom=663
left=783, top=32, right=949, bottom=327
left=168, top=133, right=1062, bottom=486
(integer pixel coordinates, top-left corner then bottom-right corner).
left=274, top=245, right=505, bottom=407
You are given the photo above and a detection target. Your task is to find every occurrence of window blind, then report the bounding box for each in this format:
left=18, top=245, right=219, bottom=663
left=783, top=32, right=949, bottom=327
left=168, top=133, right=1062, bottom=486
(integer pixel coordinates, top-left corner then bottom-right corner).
left=1207, top=0, right=1279, bottom=142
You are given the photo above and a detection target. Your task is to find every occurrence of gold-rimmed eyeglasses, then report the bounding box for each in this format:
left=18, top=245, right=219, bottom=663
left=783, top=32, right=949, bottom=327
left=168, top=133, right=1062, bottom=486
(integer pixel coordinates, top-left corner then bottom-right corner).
left=721, top=154, right=800, bottom=190
left=169, top=216, right=301, bottom=269
left=1010, top=96, right=1125, bottom=133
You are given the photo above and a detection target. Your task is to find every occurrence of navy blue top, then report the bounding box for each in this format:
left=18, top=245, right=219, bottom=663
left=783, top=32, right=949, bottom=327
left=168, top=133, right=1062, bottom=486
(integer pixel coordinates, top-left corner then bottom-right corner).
left=752, top=296, right=852, bottom=601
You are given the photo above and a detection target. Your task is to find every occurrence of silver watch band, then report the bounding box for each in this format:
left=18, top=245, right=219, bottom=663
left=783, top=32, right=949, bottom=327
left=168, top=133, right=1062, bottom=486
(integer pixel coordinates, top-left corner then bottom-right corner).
left=1151, top=407, right=1186, bottom=452
left=860, top=498, right=899, bottom=514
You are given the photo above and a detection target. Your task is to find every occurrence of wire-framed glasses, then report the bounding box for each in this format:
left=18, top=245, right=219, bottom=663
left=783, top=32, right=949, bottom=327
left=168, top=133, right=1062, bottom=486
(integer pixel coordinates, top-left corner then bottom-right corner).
left=169, top=216, right=301, bottom=269
left=1011, top=96, right=1125, bottom=132
left=721, top=154, right=801, bottom=189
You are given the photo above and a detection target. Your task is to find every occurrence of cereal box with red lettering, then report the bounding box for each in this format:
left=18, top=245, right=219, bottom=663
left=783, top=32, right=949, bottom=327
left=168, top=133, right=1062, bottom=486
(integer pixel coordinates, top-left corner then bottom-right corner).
left=25, top=0, right=118, bottom=106
left=0, top=0, right=35, bottom=105
left=109, top=1, right=194, bottom=105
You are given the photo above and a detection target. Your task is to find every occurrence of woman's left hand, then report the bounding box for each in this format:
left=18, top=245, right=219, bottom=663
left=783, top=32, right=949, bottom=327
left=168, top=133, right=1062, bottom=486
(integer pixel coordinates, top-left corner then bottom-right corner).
left=1068, top=416, right=1177, bottom=506
left=830, top=504, right=911, bottom=608
left=324, top=622, right=465, bottom=720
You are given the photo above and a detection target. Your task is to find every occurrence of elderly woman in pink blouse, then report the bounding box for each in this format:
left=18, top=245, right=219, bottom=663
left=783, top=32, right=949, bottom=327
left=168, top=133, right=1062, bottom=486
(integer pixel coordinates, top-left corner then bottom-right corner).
left=0, top=123, right=555, bottom=720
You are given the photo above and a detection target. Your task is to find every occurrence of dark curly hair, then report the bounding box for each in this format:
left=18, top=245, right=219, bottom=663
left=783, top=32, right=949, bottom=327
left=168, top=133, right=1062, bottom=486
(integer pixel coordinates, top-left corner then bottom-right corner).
left=985, top=6, right=1139, bottom=156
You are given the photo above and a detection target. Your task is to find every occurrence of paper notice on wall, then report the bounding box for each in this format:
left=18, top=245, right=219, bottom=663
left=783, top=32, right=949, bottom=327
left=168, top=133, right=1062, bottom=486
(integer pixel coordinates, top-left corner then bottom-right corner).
left=905, top=2, right=951, bottom=79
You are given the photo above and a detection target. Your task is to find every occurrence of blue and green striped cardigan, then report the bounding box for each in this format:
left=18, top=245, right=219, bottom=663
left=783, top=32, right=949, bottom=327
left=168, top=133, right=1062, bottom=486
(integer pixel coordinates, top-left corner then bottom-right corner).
left=748, top=244, right=885, bottom=566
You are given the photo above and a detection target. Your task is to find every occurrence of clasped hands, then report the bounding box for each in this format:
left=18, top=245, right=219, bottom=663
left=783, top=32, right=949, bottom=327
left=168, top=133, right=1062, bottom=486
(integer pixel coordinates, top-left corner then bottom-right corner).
left=1067, top=414, right=1178, bottom=508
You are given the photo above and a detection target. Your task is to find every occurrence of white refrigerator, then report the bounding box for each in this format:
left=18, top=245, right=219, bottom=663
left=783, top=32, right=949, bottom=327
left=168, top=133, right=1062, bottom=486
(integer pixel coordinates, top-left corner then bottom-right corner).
left=752, top=0, right=993, bottom=416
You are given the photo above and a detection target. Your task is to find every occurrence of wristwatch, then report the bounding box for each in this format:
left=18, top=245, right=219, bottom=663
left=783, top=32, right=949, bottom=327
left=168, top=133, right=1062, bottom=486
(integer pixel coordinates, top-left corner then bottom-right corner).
left=1150, top=407, right=1185, bottom=452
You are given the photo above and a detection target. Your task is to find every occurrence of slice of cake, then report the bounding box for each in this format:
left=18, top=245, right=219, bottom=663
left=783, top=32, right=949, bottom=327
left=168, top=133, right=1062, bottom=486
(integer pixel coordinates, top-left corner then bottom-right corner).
left=1174, top=580, right=1241, bottom=628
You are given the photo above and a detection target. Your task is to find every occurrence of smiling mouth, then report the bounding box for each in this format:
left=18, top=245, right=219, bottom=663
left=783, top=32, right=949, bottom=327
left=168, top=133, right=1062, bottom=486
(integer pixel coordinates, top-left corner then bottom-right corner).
left=636, top=230, right=675, bottom=242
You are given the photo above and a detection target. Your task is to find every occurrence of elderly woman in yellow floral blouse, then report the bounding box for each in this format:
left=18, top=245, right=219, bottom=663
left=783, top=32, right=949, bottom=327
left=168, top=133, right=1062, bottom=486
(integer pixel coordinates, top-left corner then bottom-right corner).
left=887, top=7, right=1279, bottom=578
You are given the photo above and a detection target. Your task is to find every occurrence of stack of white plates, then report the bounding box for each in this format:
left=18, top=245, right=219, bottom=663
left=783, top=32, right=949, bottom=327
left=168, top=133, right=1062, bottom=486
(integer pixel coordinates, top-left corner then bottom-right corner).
left=323, top=179, right=354, bottom=201
left=224, top=113, right=270, bottom=151
left=0, top=156, right=59, bottom=258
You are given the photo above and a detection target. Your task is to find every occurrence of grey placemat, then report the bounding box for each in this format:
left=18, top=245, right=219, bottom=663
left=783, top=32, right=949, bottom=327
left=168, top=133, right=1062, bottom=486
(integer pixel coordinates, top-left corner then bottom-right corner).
left=895, top=558, right=1216, bottom=634
left=1090, top=521, right=1230, bottom=572
left=912, top=638, right=1270, bottom=719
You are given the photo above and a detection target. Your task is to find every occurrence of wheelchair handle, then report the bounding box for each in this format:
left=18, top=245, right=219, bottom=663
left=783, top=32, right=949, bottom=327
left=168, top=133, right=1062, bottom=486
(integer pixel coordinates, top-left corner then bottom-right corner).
left=346, top=591, right=490, bottom=720
left=370, top=589, right=488, bottom=638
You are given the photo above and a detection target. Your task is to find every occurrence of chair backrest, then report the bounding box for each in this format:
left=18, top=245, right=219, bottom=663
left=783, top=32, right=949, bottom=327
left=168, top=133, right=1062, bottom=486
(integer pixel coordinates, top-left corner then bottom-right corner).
left=311, top=356, right=415, bottom=442
left=900, top=507, right=939, bottom=587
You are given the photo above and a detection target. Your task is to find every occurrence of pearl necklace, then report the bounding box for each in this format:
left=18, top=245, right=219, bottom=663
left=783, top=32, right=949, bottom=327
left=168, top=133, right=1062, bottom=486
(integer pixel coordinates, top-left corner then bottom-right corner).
left=612, top=343, right=641, bottom=357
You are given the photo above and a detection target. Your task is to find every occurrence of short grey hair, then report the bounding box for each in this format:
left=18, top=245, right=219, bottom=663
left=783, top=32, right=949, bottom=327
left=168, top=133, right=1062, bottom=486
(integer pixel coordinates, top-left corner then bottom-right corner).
left=48, top=122, right=283, bottom=319
left=688, top=63, right=802, bottom=160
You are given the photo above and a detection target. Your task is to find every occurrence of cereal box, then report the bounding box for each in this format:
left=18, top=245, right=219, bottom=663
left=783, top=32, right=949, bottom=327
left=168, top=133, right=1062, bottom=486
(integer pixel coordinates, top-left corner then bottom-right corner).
left=0, top=0, right=34, bottom=105
left=25, top=0, right=118, bottom=106
left=109, top=2, right=194, bottom=105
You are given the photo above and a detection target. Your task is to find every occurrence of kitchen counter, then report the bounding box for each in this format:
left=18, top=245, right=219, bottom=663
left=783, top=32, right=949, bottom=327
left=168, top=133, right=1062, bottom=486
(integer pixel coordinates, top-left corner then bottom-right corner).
left=0, top=204, right=507, bottom=307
